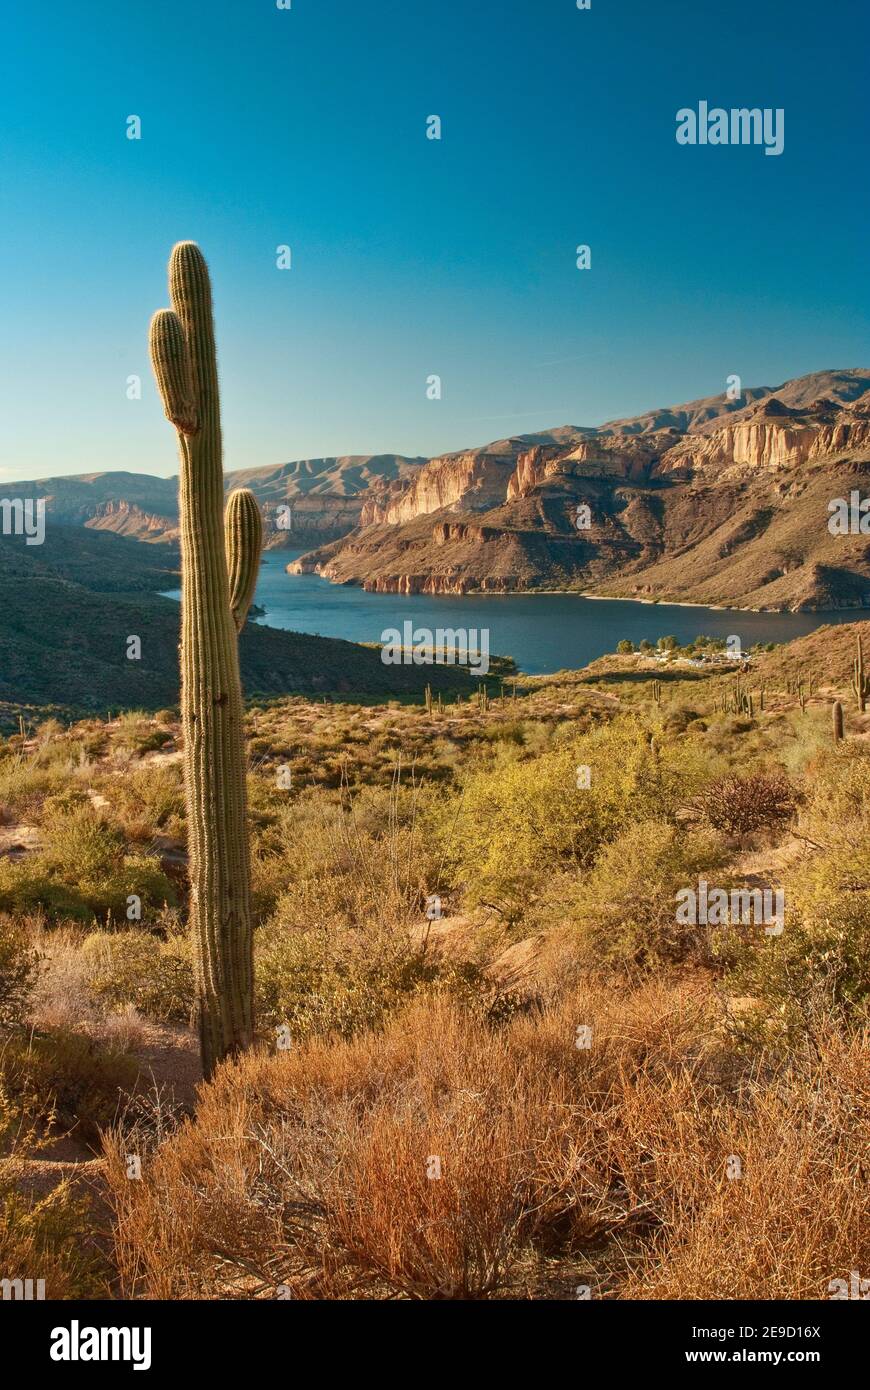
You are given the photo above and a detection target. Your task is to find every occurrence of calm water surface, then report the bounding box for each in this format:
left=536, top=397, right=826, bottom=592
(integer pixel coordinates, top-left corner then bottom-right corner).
left=220, top=552, right=858, bottom=676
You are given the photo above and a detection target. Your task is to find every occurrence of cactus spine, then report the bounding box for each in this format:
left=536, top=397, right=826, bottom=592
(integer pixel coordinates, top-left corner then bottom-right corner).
left=149, top=242, right=261, bottom=1079
left=852, top=634, right=869, bottom=713
left=832, top=700, right=844, bottom=744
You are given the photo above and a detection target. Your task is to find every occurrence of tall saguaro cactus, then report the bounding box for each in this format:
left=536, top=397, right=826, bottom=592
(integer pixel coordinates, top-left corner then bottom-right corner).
left=149, top=242, right=262, bottom=1078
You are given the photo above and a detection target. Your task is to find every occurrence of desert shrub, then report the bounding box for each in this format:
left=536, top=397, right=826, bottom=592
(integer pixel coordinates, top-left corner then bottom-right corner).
left=255, top=893, right=483, bottom=1042
left=557, top=820, right=730, bottom=970
left=0, top=915, right=38, bottom=1029
left=106, top=982, right=867, bottom=1301
left=799, top=744, right=870, bottom=851
left=0, top=860, right=81, bottom=917
left=694, top=771, right=796, bottom=836
left=431, top=720, right=674, bottom=916
left=618, top=1030, right=869, bottom=1299
left=81, top=930, right=193, bottom=1023
left=252, top=778, right=441, bottom=926
left=41, top=805, right=126, bottom=882
left=478, top=720, right=526, bottom=746
left=0, top=1029, right=137, bottom=1140
left=0, top=756, right=70, bottom=822
left=723, top=845, right=870, bottom=1046
left=112, top=713, right=172, bottom=756
left=0, top=1097, right=110, bottom=1297
left=0, top=806, right=176, bottom=921
left=108, top=764, right=185, bottom=840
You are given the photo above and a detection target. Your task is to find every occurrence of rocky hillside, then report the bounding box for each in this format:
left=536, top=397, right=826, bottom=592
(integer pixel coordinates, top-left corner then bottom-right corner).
left=290, top=370, right=870, bottom=610
left=6, top=370, right=869, bottom=610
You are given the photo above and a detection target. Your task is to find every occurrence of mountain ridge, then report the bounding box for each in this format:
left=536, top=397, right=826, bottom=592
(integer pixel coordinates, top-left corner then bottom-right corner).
left=5, top=369, right=869, bottom=611
left=288, top=369, right=870, bottom=611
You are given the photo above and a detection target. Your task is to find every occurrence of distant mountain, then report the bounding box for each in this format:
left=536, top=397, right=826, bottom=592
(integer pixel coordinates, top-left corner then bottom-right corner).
left=0, top=455, right=425, bottom=549
left=289, top=370, right=870, bottom=611
left=4, top=369, right=869, bottom=611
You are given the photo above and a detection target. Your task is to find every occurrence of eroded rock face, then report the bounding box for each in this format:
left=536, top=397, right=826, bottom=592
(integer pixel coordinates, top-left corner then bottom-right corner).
left=85, top=499, right=178, bottom=542
left=374, top=450, right=521, bottom=525
left=286, top=372, right=870, bottom=609
left=8, top=455, right=426, bottom=548
left=11, top=369, right=870, bottom=611
left=508, top=437, right=664, bottom=498
left=655, top=406, right=870, bottom=480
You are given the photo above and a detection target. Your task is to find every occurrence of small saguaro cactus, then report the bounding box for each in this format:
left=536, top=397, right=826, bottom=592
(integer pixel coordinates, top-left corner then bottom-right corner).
left=833, top=700, right=844, bottom=744
left=149, top=242, right=262, bottom=1079
left=852, top=633, right=869, bottom=713
left=424, top=683, right=432, bottom=715
left=652, top=678, right=662, bottom=703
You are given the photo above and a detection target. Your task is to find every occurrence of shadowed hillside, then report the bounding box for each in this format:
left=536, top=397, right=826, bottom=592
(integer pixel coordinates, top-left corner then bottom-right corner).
left=0, top=528, right=481, bottom=724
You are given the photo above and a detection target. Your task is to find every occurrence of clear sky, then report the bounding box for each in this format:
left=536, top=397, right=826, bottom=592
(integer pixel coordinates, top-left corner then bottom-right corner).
left=1, top=0, right=868, bottom=480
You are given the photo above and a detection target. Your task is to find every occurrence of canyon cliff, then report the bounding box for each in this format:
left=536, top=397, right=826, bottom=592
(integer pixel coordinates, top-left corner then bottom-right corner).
left=288, top=370, right=870, bottom=611
left=7, top=370, right=869, bottom=612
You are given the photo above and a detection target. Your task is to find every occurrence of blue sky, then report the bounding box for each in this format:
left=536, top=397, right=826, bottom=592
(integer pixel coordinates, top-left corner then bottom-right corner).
left=1, top=0, right=867, bottom=479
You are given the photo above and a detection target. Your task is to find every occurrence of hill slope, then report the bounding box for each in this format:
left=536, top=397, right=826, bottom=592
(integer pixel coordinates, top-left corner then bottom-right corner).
left=5, top=369, right=869, bottom=610
left=0, top=529, right=478, bottom=723
left=291, top=370, right=870, bottom=610
left=1, top=456, right=425, bottom=549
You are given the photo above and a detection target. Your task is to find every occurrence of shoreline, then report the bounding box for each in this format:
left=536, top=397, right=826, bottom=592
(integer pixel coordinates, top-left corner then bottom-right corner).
left=275, top=561, right=846, bottom=616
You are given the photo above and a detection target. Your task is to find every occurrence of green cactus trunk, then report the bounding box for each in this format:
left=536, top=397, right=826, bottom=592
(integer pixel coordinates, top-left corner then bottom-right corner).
left=832, top=699, right=844, bottom=744
left=852, top=633, right=869, bottom=713
left=149, top=243, right=261, bottom=1079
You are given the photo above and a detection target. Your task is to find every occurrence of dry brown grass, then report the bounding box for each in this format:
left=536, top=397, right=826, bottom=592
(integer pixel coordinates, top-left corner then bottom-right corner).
left=103, top=977, right=869, bottom=1300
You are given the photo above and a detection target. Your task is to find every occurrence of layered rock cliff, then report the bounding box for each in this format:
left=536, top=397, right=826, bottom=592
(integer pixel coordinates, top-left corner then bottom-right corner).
left=9, top=369, right=870, bottom=612
left=288, top=370, right=870, bottom=611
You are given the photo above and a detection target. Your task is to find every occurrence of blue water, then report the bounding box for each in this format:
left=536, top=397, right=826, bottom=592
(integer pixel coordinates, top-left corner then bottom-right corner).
left=224, top=552, right=857, bottom=676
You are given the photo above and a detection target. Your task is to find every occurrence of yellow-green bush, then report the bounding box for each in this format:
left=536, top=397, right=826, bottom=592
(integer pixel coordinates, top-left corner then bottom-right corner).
left=723, top=845, right=870, bottom=1045
left=81, top=930, right=193, bottom=1023
left=431, top=719, right=677, bottom=916
left=0, top=807, right=176, bottom=921
left=0, top=1108, right=110, bottom=1298
left=0, top=915, right=37, bottom=1028
left=719, top=746, right=870, bottom=1044
left=105, top=765, right=185, bottom=840
left=537, top=819, right=729, bottom=969
left=254, top=908, right=484, bottom=1043
left=0, top=1030, right=138, bottom=1140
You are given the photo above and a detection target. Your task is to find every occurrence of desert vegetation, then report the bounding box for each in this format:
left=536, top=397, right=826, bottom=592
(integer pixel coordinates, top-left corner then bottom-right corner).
left=0, top=622, right=868, bottom=1299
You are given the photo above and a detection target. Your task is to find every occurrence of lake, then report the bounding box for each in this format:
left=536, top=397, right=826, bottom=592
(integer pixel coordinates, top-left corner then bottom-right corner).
left=223, top=552, right=858, bottom=676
